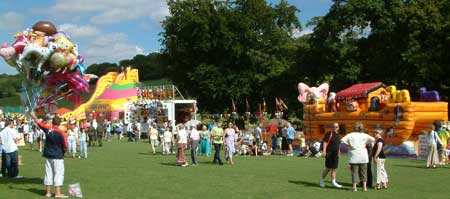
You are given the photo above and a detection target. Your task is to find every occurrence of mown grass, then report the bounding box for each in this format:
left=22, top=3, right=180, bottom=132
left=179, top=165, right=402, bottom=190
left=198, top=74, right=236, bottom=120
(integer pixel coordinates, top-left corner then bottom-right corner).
left=0, top=138, right=449, bottom=199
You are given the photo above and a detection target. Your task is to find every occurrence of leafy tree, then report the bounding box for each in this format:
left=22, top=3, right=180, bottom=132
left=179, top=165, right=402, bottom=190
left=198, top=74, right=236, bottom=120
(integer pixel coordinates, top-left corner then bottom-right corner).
left=305, top=0, right=450, bottom=100
left=162, top=0, right=301, bottom=112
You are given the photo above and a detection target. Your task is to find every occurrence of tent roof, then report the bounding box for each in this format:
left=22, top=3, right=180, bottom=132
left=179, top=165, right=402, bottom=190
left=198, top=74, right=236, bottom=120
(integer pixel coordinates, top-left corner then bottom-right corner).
left=52, top=107, right=72, bottom=115
left=336, top=82, right=385, bottom=100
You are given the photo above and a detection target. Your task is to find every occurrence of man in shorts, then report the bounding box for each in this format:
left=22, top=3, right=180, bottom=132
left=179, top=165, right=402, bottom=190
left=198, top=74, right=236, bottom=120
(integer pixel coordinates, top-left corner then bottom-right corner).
left=319, top=123, right=342, bottom=188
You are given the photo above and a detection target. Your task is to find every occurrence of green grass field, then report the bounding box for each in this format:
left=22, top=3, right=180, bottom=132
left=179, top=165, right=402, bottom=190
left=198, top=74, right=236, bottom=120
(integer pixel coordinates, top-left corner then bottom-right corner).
left=0, top=139, right=449, bottom=199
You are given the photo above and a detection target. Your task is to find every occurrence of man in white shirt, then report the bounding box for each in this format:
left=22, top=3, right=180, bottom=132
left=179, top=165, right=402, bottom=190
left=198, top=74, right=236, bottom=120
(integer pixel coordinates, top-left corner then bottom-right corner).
left=0, top=119, right=22, bottom=178
left=255, top=123, right=262, bottom=147
left=341, top=122, right=375, bottom=192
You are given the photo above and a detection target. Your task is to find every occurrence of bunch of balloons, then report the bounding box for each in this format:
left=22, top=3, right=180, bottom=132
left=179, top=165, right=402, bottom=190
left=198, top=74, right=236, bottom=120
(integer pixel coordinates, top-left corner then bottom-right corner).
left=0, top=21, right=95, bottom=113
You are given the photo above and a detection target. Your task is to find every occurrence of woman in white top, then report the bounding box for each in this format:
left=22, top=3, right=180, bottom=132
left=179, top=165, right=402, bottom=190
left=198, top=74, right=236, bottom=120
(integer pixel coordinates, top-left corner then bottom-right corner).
left=224, top=122, right=236, bottom=165
left=427, top=121, right=443, bottom=168
left=67, top=125, right=78, bottom=158
left=341, top=122, right=375, bottom=192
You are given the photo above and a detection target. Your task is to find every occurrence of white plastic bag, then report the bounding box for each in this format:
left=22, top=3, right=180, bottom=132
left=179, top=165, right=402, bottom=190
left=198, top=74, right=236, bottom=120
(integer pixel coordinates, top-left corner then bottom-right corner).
left=68, top=183, right=83, bottom=198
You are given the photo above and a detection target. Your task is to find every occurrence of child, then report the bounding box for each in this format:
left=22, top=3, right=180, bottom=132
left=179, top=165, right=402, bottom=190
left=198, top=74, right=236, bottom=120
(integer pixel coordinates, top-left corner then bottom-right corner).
left=163, top=127, right=172, bottom=155
left=79, top=127, right=88, bottom=158
left=27, top=124, right=35, bottom=151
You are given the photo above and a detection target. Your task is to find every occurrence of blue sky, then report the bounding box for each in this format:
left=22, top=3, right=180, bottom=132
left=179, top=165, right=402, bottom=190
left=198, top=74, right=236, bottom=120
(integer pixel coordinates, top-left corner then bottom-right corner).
left=0, top=0, right=332, bottom=75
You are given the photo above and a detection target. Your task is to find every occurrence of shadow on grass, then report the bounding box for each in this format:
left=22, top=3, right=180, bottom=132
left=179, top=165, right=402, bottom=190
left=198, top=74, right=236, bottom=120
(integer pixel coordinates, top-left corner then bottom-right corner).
left=0, top=177, right=42, bottom=185
left=288, top=180, right=352, bottom=191
left=9, top=186, right=44, bottom=197
left=160, top=162, right=179, bottom=167
left=138, top=152, right=155, bottom=155
left=393, top=164, right=426, bottom=169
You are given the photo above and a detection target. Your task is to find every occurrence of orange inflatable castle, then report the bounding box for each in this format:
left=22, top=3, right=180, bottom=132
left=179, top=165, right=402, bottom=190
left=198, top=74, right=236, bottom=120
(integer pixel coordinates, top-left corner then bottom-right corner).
left=300, top=82, right=448, bottom=145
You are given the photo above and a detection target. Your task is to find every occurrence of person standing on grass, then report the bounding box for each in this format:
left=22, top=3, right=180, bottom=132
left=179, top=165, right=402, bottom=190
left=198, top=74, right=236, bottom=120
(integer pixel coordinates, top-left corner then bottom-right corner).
left=341, top=122, right=375, bottom=192
left=96, top=118, right=105, bottom=146
left=437, top=125, right=449, bottom=165
left=79, top=127, right=88, bottom=159
left=176, top=125, right=188, bottom=167
left=86, top=121, right=95, bottom=147
left=224, top=122, right=236, bottom=165
left=149, top=125, right=159, bottom=154
left=373, top=129, right=388, bottom=190
left=199, top=125, right=211, bottom=156
left=426, top=121, right=442, bottom=168
left=0, top=119, right=22, bottom=178
left=211, top=120, right=224, bottom=165
left=319, top=123, right=342, bottom=188
left=30, top=112, right=69, bottom=198
left=286, top=123, right=295, bottom=156
left=255, top=123, right=262, bottom=147
left=189, top=125, right=200, bottom=165
left=27, top=123, right=35, bottom=151
left=66, top=125, right=78, bottom=158
left=163, top=127, right=172, bottom=155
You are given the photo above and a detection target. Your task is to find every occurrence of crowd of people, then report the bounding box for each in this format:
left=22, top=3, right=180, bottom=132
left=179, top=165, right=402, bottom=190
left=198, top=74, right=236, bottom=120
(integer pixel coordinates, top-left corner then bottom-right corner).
left=1, top=110, right=450, bottom=196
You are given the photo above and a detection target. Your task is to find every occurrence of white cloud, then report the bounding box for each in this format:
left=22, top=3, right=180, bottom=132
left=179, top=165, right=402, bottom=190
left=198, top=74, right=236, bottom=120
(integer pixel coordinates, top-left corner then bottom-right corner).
left=0, top=12, right=25, bottom=31
left=292, top=28, right=313, bottom=38
left=47, top=0, right=169, bottom=25
left=83, top=33, right=145, bottom=65
left=58, top=23, right=101, bottom=39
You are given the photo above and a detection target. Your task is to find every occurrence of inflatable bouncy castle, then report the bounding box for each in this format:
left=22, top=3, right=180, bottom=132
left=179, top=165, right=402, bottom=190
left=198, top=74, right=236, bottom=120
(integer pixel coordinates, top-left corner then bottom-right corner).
left=61, top=67, right=139, bottom=120
left=300, top=82, right=448, bottom=147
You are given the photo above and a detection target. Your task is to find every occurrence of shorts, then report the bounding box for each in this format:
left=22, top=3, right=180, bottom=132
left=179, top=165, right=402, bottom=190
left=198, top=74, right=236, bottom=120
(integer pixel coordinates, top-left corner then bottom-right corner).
left=150, top=139, right=159, bottom=146
left=325, top=151, right=339, bottom=169
left=287, top=139, right=294, bottom=145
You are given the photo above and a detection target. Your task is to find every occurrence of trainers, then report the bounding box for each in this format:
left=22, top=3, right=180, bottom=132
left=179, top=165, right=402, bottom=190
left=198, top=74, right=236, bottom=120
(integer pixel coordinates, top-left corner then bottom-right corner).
left=319, top=179, right=325, bottom=188
left=182, top=163, right=189, bottom=167
left=14, top=176, right=24, bottom=179
left=332, top=180, right=342, bottom=188
left=55, top=194, right=69, bottom=198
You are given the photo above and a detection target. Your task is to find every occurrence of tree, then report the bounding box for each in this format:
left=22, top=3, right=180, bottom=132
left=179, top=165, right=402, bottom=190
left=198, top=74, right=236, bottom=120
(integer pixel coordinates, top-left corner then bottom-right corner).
left=304, top=0, right=450, bottom=100
left=161, top=0, right=301, bottom=112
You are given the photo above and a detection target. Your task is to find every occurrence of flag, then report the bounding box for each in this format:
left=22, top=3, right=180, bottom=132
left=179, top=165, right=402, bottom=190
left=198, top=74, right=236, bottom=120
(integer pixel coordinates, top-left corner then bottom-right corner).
left=231, top=98, right=236, bottom=112
left=280, top=98, right=288, bottom=110
left=245, top=98, right=250, bottom=113
left=263, top=98, right=267, bottom=112
left=275, top=97, right=281, bottom=112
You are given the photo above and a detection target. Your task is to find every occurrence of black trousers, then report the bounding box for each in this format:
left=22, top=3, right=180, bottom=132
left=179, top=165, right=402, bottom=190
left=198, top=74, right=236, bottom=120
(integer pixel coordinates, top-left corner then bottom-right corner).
left=213, top=144, right=223, bottom=164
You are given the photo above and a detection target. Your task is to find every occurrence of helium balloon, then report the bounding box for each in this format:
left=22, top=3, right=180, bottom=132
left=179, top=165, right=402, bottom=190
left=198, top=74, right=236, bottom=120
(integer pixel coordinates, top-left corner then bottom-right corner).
left=50, top=52, right=67, bottom=69
left=32, top=21, right=57, bottom=36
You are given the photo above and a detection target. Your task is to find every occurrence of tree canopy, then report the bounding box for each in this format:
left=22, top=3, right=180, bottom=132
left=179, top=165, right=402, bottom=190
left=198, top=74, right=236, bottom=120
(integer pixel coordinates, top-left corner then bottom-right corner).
left=162, top=0, right=301, bottom=112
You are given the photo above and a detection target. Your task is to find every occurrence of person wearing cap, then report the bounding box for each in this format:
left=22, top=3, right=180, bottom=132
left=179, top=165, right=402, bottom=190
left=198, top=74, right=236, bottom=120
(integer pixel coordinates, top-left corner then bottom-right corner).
left=341, top=122, right=375, bottom=192
left=373, top=129, right=388, bottom=190
left=0, top=119, right=22, bottom=178
left=30, top=111, right=69, bottom=198
left=319, top=123, right=342, bottom=188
